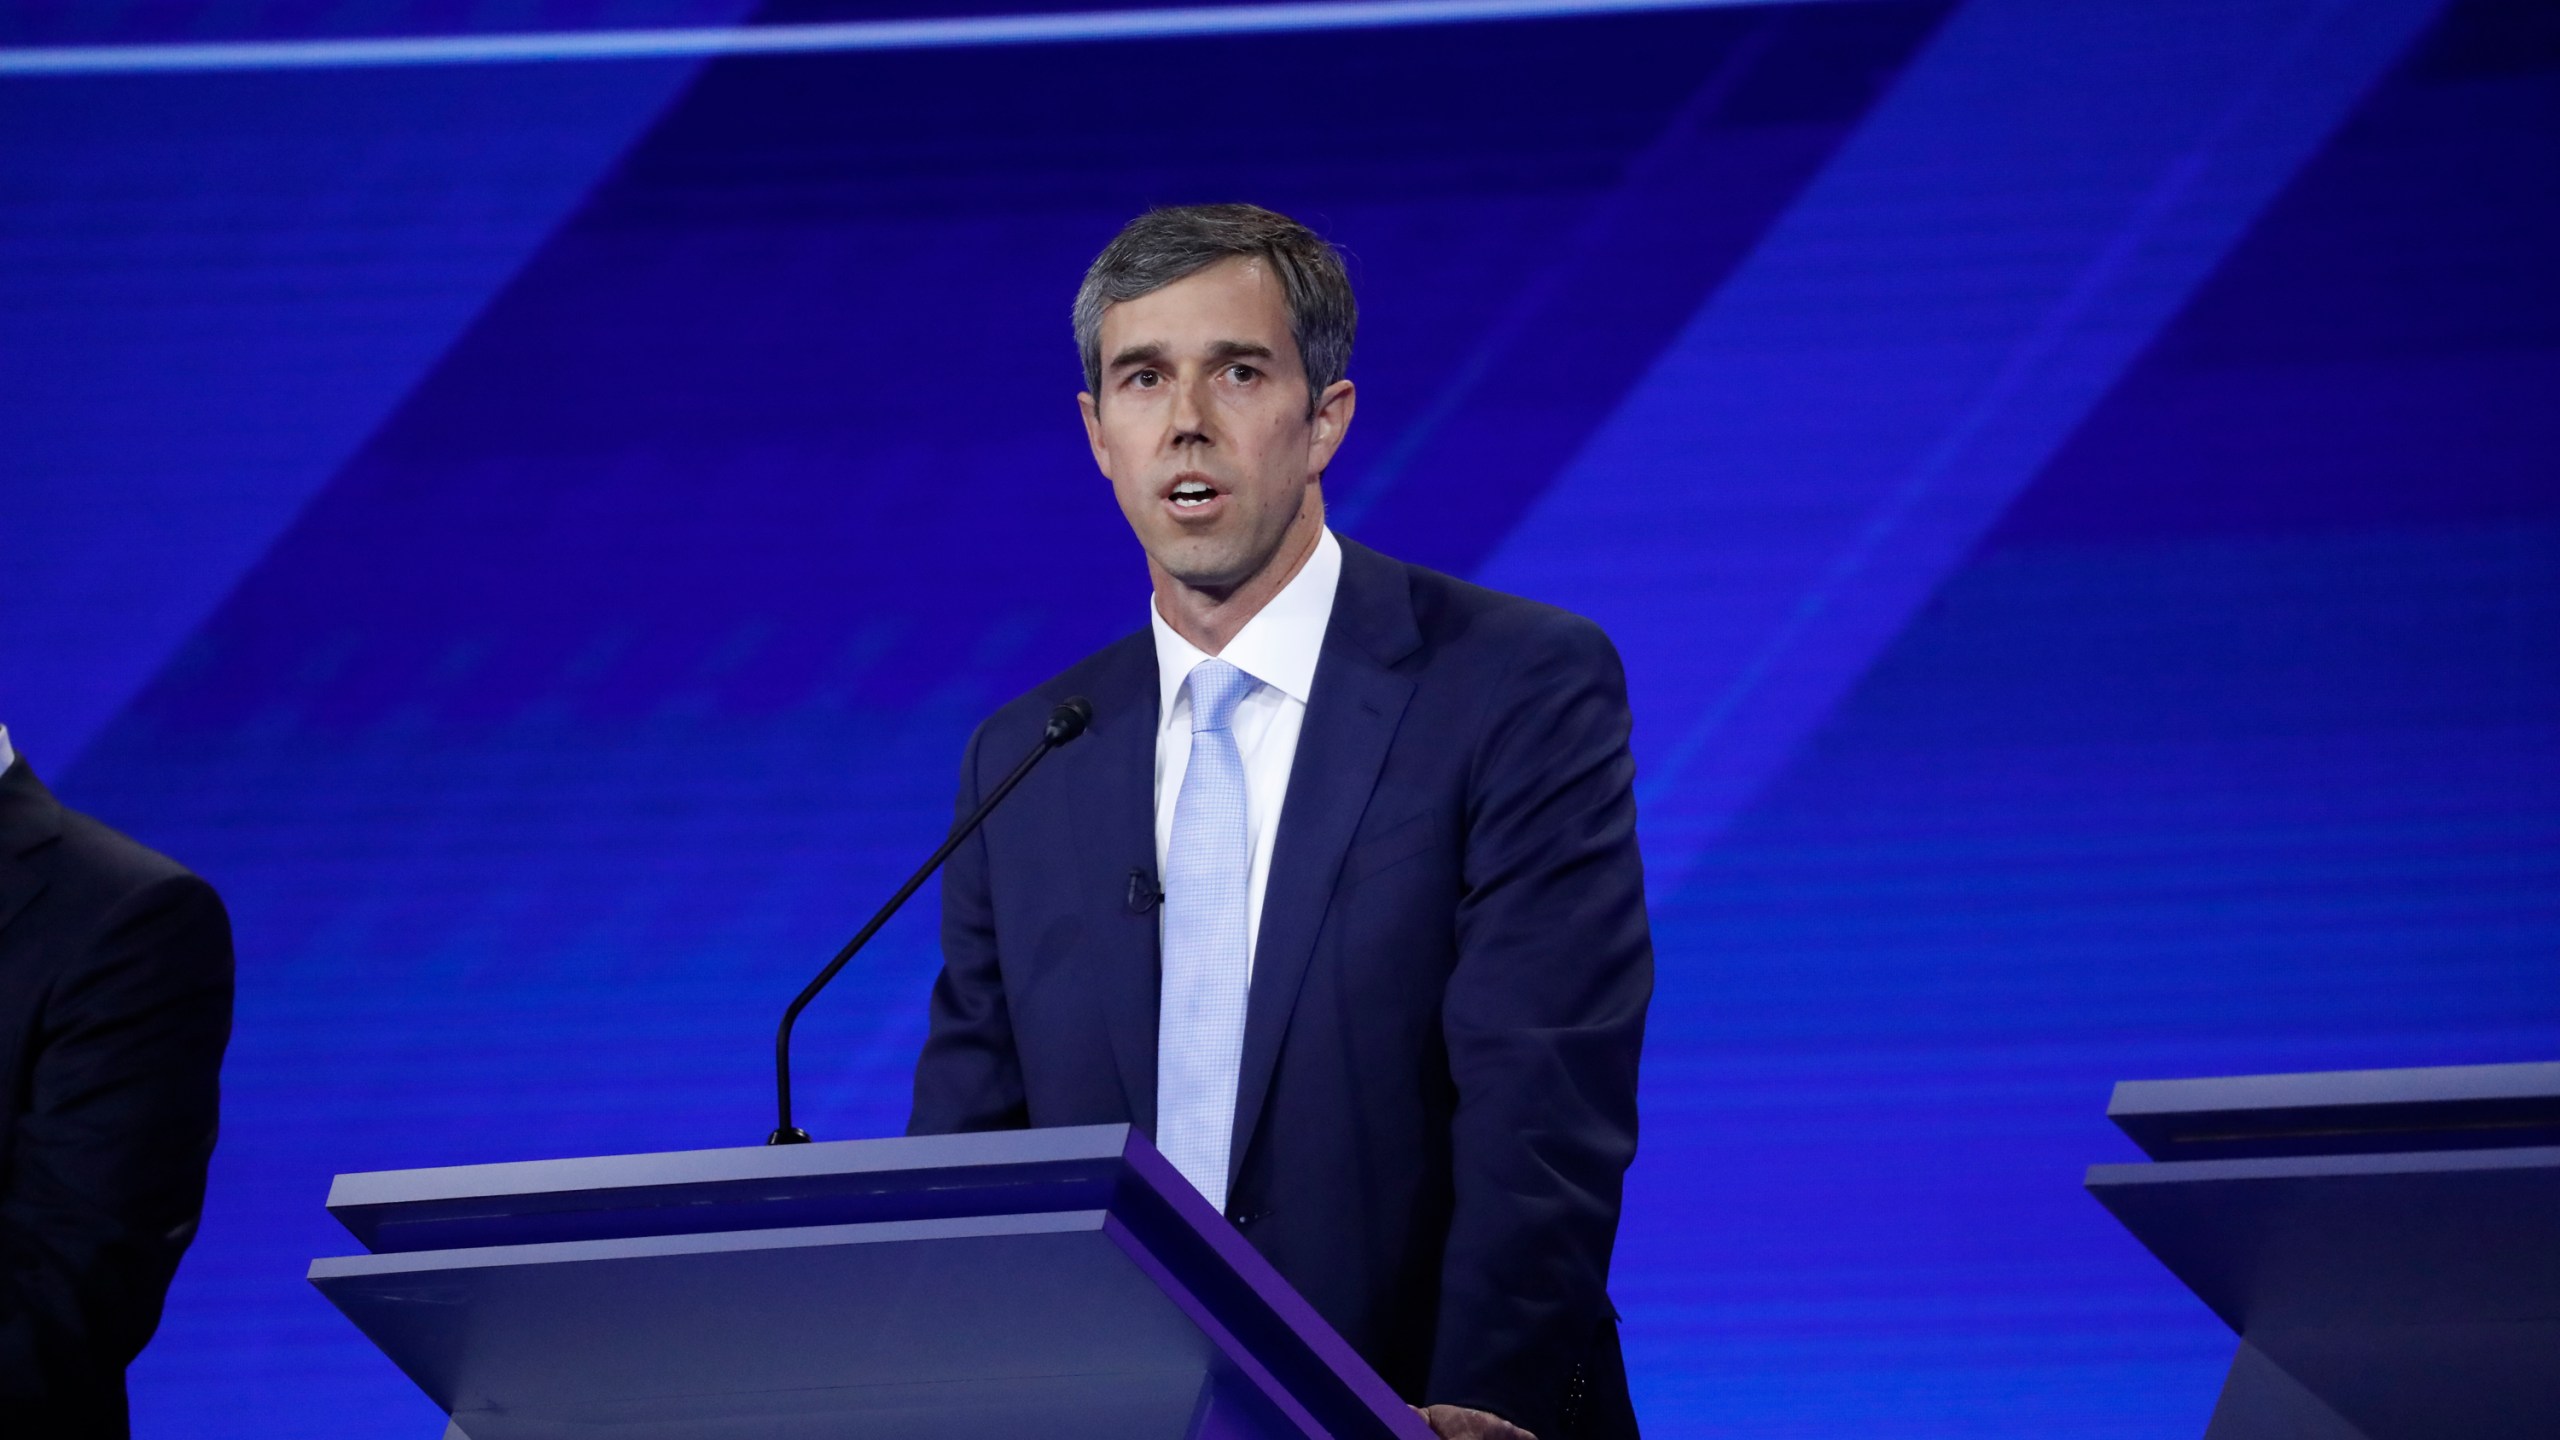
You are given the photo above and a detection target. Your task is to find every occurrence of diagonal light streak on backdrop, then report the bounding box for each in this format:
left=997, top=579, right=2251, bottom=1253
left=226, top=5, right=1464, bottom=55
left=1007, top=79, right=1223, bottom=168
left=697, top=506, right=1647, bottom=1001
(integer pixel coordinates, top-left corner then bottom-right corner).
left=1478, top=0, right=2449, bottom=895
left=0, top=0, right=1828, bottom=75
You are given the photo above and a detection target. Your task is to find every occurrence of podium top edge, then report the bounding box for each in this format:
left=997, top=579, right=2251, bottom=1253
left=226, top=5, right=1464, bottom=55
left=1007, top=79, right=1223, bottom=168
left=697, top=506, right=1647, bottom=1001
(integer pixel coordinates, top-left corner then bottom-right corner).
left=324, top=1123, right=1138, bottom=1211
left=2085, top=1142, right=2560, bottom=1189
left=2106, top=1060, right=2560, bottom=1117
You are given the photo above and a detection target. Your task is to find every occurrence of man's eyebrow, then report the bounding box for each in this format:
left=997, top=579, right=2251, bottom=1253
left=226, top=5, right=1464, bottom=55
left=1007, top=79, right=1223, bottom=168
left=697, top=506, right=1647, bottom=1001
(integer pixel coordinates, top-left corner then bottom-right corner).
left=1106, top=339, right=1278, bottom=373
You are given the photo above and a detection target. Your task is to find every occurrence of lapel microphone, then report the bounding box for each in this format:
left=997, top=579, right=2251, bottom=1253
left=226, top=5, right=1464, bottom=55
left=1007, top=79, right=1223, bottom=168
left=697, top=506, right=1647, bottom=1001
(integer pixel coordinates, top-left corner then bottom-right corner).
left=767, top=696, right=1093, bottom=1144
left=1126, top=869, right=1161, bottom=914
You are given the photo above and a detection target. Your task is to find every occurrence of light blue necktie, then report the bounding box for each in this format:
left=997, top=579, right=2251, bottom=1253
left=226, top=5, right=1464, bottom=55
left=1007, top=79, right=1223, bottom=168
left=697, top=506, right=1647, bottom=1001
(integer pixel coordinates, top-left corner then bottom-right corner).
left=1156, top=658, right=1255, bottom=1211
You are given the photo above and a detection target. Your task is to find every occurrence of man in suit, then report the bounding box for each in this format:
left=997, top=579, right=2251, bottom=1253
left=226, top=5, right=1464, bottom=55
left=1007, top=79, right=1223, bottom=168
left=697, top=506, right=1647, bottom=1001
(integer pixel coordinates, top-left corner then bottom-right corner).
left=0, top=727, right=233, bottom=1437
left=910, top=205, right=1651, bottom=1439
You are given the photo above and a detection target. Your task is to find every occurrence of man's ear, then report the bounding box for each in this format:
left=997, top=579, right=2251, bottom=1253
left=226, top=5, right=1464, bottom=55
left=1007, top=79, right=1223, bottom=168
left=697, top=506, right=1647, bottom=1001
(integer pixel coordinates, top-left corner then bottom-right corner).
left=1307, top=378, right=1357, bottom=475
left=1078, top=391, right=1108, bottom=471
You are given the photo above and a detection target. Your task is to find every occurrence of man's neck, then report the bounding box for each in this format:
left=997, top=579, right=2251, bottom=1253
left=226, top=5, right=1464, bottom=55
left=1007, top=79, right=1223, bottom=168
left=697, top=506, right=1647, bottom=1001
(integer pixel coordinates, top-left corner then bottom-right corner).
left=1153, top=502, right=1326, bottom=656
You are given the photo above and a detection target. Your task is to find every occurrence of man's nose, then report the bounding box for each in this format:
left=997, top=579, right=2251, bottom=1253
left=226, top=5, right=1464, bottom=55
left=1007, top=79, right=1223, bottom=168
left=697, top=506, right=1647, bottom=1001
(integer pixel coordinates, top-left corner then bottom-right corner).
left=1169, top=374, right=1211, bottom=444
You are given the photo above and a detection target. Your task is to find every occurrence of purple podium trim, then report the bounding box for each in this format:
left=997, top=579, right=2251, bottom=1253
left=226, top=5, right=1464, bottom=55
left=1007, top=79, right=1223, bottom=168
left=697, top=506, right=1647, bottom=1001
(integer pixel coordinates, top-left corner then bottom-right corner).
left=1115, top=1135, right=1436, bottom=1440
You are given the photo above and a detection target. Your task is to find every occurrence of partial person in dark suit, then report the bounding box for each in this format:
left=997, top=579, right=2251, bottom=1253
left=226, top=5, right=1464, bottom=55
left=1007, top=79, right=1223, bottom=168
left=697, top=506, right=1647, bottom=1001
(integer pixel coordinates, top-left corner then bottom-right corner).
left=909, top=205, right=1652, bottom=1439
left=0, top=729, right=234, bottom=1438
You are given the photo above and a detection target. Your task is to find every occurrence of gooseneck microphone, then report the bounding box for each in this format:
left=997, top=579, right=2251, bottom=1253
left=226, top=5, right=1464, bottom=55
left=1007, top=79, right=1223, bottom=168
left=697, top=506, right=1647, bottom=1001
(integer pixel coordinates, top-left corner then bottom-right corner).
left=767, top=696, right=1092, bottom=1145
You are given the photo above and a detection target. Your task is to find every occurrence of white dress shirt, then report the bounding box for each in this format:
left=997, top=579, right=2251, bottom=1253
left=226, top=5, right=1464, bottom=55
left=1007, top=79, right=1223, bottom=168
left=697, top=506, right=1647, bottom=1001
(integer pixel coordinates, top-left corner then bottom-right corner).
left=1150, top=527, right=1342, bottom=973
left=0, top=726, right=15, bottom=774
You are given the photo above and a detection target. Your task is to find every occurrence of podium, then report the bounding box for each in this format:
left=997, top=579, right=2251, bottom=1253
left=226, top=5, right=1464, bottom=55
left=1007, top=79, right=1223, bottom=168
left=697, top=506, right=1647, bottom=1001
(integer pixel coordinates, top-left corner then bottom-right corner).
left=2086, top=1061, right=2560, bottom=1439
left=310, top=1124, right=1433, bottom=1439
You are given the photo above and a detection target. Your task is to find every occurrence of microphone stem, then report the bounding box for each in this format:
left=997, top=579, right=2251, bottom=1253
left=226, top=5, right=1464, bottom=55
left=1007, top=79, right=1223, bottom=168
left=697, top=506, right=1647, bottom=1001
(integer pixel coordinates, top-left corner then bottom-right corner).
left=769, top=727, right=1067, bottom=1144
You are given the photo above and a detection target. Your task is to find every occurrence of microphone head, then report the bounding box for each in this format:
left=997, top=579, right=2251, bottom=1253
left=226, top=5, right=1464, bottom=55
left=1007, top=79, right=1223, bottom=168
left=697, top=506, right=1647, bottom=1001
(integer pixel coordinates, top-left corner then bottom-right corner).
left=1045, top=696, right=1095, bottom=744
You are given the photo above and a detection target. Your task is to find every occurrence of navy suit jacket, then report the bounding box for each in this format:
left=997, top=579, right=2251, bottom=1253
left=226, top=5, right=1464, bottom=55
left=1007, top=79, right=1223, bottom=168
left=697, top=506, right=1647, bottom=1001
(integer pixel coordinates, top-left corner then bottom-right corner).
left=0, top=759, right=232, bottom=1437
left=910, top=536, right=1651, bottom=1437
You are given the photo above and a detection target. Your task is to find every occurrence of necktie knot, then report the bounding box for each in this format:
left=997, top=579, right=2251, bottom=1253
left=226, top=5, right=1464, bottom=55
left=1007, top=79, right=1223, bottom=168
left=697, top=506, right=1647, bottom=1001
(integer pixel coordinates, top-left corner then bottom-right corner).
left=1185, top=659, right=1253, bottom=735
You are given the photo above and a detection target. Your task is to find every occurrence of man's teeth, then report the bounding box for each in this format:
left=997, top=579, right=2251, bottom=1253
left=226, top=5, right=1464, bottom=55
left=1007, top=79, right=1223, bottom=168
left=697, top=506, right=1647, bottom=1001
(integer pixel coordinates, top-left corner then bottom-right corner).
left=1171, top=484, right=1215, bottom=507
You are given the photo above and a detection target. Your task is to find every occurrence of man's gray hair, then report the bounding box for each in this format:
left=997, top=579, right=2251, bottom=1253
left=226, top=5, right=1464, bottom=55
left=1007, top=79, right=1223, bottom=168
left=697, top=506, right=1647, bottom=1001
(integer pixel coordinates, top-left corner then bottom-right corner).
left=1073, top=204, right=1357, bottom=414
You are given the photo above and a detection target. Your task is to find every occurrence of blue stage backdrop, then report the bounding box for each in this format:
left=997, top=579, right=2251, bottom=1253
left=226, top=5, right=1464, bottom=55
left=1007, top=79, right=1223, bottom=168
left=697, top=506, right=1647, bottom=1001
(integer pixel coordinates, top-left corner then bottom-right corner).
left=3, top=0, right=2554, bottom=1434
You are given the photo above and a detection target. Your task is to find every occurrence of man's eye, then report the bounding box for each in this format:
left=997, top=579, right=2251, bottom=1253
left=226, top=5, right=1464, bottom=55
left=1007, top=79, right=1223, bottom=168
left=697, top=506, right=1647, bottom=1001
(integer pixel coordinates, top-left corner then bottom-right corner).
left=1130, top=369, right=1160, bottom=387
left=1225, top=364, right=1259, bottom=383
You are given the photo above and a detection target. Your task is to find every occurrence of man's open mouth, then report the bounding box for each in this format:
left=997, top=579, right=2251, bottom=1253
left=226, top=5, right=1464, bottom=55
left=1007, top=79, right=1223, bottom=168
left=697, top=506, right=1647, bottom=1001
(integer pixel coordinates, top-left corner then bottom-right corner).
left=1169, top=479, right=1219, bottom=508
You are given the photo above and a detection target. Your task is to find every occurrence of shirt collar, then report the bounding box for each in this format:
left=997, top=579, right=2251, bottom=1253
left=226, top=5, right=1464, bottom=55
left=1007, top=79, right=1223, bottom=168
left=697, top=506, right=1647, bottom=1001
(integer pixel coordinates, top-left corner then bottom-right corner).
left=1150, top=526, right=1342, bottom=720
left=0, top=726, right=14, bottom=775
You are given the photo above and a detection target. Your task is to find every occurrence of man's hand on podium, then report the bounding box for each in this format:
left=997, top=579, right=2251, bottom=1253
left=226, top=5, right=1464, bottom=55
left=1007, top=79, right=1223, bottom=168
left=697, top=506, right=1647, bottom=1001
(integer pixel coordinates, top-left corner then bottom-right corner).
left=1416, top=1404, right=1537, bottom=1439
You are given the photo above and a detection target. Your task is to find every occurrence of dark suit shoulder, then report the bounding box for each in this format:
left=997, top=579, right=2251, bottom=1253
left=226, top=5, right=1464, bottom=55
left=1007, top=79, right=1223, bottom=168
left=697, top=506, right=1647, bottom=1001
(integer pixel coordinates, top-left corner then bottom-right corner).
left=48, top=810, right=199, bottom=894
left=1379, top=549, right=1624, bottom=676
left=2, top=763, right=224, bottom=974
left=18, top=805, right=201, bottom=913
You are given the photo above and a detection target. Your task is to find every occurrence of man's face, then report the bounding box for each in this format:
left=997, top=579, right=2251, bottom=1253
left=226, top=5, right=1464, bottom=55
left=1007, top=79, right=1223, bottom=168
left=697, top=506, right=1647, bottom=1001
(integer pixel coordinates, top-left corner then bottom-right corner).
left=1080, top=256, right=1353, bottom=598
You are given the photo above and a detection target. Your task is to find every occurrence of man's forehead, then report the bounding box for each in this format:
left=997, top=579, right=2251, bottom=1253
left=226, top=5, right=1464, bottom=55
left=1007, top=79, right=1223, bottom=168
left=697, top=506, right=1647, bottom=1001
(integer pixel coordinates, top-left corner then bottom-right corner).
left=1098, top=257, right=1289, bottom=352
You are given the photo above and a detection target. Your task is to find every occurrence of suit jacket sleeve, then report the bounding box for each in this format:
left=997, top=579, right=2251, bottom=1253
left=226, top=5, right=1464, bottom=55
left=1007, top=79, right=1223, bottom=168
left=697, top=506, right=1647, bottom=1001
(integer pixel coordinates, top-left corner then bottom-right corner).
left=1430, top=613, right=1652, bottom=1431
left=0, top=872, right=233, bottom=1400
left=908, top=719, right=1031, bottom=1134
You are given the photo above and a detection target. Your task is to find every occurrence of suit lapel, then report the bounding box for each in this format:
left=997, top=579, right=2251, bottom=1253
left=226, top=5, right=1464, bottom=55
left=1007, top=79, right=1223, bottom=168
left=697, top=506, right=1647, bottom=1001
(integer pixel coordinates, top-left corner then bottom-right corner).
left=0, top=859, right=41, bottom=938
left=1228, top=540, right=1420, bottom=1183
left=0, top=761, right=63, bottom=937
left=1065, top=636, right=1167, bottom=1131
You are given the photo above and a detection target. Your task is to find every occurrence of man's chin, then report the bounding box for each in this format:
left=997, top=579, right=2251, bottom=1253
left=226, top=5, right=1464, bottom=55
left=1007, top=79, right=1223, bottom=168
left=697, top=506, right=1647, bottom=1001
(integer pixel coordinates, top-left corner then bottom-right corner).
left=1148, top=539, right=1261, bottom=596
